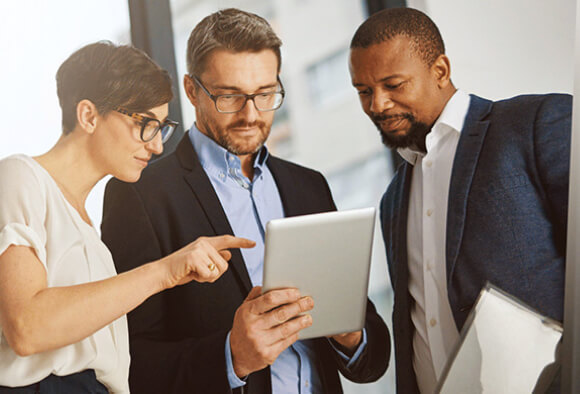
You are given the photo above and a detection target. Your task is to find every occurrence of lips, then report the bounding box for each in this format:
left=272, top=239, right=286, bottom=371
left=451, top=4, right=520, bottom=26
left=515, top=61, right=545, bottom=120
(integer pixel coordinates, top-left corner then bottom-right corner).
left=227, top=120, right=265, bottom=132
left=134, top=157, right=150, bottom=167
left=229, top=127, right=258, bottom=133
left=376, top=118, right=407, bottom=134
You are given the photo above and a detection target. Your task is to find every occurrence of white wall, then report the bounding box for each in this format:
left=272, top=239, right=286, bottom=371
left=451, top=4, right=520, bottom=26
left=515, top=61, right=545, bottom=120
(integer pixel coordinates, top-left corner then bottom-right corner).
left=410, top=0, right=576, bottom=99
left=0, top=1, right=130, bottom=228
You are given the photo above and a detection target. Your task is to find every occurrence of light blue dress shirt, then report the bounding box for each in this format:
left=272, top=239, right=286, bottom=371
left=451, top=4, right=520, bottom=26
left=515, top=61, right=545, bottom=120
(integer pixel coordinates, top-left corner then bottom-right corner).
left=189, top=126, right=367, bottom=393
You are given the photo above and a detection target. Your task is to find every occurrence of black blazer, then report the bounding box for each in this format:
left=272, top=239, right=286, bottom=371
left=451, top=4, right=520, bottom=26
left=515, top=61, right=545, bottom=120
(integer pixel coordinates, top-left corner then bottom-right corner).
left=101, top=134, right=390, bottom=394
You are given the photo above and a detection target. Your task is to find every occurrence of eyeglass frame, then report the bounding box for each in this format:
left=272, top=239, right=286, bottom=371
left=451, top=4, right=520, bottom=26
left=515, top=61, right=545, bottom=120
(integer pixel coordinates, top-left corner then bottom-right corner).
left=115, top=107, right=179, bottom=143
left=191, top=75, right=285, bottom=114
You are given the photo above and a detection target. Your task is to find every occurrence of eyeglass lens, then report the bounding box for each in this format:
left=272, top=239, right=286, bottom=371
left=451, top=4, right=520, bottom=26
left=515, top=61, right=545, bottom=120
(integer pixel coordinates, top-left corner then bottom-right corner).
left=142, top=120, right=175, bottom=143
left=216, top=93, right=283, bottom=113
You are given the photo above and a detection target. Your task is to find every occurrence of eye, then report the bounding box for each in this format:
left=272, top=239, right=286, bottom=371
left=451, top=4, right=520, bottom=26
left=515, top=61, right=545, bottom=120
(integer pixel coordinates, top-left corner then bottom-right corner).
left=255, top=93, right=275, bottom=103
left=384, top=81, right=404, bottom=90
left=219, top=95, right=239, bottom=103
left=357, top=89, right=372, bottom=97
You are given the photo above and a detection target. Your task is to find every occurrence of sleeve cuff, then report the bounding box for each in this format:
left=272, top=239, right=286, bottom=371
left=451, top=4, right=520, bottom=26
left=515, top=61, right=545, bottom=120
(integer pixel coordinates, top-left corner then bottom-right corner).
left=0, top=223, right=47, bottom=268
left=225, top=331, right=247, bottom=389
left=329, top=328, right=368, bottom=369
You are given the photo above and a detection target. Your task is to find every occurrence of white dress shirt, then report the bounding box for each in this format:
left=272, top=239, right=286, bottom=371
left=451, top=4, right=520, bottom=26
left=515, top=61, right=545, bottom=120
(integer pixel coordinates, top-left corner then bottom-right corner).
left=399, top=89, right=471, bottom=393
left=0, top=155, right=129, bottom=393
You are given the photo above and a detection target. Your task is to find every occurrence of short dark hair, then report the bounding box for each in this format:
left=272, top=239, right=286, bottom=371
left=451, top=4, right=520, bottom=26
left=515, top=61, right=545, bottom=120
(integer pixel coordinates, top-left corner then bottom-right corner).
left=56, top=41, right=173, bottom=134
left=350, top=7, right=445, bottom=66
left=186, top=8, right=282, bottom=77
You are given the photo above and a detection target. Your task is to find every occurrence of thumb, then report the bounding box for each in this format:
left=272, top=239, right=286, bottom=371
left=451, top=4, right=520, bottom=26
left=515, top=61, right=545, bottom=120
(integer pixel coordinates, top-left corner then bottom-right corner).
left=219, top=250, right=232, bottom=261
left=245, top=286, right=263, bottom=301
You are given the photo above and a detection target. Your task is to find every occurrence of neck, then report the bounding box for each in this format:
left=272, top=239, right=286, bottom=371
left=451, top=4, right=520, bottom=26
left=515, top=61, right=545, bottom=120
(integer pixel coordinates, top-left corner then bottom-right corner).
left=34, top=132, right=105, bottom=223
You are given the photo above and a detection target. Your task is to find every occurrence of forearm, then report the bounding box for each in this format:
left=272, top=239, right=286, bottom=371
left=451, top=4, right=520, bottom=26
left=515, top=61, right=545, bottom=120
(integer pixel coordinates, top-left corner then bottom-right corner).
left=2, top=259, right=164, bottom=356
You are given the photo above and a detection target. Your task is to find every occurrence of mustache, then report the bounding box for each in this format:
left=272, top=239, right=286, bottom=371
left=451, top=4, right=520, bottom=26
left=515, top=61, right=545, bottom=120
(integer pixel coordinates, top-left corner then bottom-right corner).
left=370, top=112, right=414, bottom=123
left=227, top=119, right=266, bottom=129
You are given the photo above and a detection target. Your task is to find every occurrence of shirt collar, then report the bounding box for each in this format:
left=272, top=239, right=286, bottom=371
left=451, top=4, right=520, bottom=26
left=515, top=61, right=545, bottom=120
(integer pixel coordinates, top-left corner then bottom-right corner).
left=398, top=89, right=471, bottom=165
left=188, top=123, right=270, bottom=175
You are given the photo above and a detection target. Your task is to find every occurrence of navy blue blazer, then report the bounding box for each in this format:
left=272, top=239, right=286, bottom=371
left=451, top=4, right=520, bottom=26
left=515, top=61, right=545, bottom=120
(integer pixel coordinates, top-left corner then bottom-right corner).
left=380, top=93, right=572, bottom=393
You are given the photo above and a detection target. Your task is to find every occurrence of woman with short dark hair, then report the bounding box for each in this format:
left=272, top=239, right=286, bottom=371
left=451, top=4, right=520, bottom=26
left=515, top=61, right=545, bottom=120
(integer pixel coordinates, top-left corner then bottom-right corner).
left=0, top=41, right=254, bottom=393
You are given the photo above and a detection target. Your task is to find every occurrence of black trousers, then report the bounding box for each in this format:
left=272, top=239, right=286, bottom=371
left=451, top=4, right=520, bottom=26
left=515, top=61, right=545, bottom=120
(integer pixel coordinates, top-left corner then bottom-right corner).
left=0, top=370, right=108, bottom=394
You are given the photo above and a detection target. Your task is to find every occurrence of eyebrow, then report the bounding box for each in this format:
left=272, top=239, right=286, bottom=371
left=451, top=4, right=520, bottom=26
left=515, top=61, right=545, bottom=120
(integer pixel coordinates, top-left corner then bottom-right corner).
left=143, top=111, right=168, bottom=122
left=211, top=82, right=279, bottom=92
left=353, top=75, right=405, bottom=87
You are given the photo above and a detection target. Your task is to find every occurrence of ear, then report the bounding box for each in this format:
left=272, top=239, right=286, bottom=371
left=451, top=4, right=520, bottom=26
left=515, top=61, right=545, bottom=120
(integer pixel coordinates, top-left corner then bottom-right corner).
left=431, top=54, right=452, bottom=89
left=183, top=74, right=198, bottom=107
left=76, top=99, right=99, bottom=134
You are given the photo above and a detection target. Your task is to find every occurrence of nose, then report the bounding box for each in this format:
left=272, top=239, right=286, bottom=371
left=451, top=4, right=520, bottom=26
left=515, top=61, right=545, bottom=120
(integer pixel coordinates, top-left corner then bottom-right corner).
left=239, top=97, right=259, bottom=123
left=145, top=132, right=164, bottom=156
left=369, top=90, right=395, bottom=114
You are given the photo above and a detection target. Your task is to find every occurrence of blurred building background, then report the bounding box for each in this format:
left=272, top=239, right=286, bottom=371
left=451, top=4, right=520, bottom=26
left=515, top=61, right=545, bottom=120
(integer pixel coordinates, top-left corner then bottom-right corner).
left=0, top=1, right=575, bottom=393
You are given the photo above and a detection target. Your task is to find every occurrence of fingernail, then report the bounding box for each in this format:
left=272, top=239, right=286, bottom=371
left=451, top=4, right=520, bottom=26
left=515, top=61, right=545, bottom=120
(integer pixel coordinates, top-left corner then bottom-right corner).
left=303, top=315, right=312, bottom=325
left=300, top=297, right=313, bottom=309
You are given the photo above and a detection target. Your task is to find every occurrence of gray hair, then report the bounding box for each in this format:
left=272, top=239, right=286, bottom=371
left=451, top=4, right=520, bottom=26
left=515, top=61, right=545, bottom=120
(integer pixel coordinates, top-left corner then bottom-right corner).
left=186, top=8, right=282, bottom=77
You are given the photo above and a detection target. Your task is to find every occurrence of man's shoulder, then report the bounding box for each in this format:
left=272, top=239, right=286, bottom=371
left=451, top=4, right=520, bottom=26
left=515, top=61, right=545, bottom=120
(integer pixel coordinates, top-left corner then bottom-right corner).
left=266, top=155, right=326, bottom=179
left=484, top=93, right=572, bottom=119
left=493, top=92, right=572, bottom=105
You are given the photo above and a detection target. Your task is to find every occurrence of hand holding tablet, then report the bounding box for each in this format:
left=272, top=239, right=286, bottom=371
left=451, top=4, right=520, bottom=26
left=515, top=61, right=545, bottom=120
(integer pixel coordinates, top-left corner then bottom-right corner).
left=262, top=207, right=376, bottom=340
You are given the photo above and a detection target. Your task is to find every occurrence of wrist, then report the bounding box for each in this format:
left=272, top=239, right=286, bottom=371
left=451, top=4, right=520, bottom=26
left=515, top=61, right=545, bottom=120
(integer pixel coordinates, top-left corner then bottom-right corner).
left=331, top=331, right=362, bottom=355
left=233, top=355, right=250, bottom=378
left=230, top=335, right=251, bottom=378
left=141, top=260, right=168, bottom=294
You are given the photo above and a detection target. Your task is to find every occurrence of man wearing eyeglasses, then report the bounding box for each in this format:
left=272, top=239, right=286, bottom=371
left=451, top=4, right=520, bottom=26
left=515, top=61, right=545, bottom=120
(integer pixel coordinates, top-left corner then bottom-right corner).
left=101, top=8, right=390, bottom=394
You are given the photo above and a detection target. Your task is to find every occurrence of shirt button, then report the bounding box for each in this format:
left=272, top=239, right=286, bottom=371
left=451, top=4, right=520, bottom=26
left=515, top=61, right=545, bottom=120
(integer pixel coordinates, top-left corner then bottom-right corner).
left=426, top=209, right=433, bottom=217
left=430, top=318, right=437, bottom=327
left=305, top=380, right=310, bottom=388
left=425, top=160, right=432, bottom=168
left=218, top=172, right=225, bottom=179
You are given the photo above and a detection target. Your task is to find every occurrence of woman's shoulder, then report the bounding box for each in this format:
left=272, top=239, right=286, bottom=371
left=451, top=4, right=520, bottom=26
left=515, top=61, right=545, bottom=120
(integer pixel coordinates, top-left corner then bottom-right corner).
left=0, top=154, right=41, bottom=175
left=0, top=154, right=48, bottom=196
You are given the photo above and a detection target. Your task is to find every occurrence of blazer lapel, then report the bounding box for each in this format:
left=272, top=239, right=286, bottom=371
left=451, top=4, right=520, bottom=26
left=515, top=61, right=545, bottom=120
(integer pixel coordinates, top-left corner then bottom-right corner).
left=392, top=161, right=413, bottom=292
left=446, top=95, right=492, bottom=283
left=266, top=156, right=337, bottom=216
left=176, top=134, right=253, bottom=293
left=268, top=158, right=299, bottom=216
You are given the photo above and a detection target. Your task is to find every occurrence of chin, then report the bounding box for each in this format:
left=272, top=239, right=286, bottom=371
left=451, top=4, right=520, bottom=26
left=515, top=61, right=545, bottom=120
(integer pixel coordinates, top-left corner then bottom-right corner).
left=114, top=170, right=143, bottom=184
left=227, top=137, right=265, bottom=156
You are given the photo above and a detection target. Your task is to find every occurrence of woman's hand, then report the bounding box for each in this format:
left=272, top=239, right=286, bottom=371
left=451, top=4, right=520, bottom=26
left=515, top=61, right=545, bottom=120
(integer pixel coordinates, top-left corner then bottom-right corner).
left=0, top=236, right=254, bottom=356
left=158, top=235, right=255, bottom=289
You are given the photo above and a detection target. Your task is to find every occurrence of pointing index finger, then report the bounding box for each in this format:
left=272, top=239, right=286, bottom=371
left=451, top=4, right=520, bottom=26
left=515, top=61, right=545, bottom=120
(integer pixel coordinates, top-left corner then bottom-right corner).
left=208, top=235, right=256, bottom=250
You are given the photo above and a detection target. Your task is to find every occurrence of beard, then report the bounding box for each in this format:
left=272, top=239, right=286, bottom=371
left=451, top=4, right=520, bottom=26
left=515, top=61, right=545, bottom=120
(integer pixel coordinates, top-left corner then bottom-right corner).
left=371, top=112, right=430, bottom=153
left=197, top=115, right=271, bottom=156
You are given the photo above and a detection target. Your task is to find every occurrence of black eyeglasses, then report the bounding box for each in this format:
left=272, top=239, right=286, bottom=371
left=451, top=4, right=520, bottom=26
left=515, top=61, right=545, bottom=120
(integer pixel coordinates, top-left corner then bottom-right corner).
left=116, top=108, right=178, bottom=143
left=192, top=75, right=285, bottom=113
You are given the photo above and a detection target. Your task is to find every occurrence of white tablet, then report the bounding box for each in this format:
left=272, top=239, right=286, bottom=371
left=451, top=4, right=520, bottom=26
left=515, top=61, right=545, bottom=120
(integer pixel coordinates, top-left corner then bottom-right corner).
left=262, top=207, right=376, bottom=340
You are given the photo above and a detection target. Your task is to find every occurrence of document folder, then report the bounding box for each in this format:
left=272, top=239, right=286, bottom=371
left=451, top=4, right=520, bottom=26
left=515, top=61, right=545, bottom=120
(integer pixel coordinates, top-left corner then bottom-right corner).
left=436, top=283, right=562, bottom=394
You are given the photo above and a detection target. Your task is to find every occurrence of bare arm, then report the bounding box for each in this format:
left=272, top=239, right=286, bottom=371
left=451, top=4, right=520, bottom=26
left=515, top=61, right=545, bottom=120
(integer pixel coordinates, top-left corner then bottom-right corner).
left=0, top=235, right=254, bottom=356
